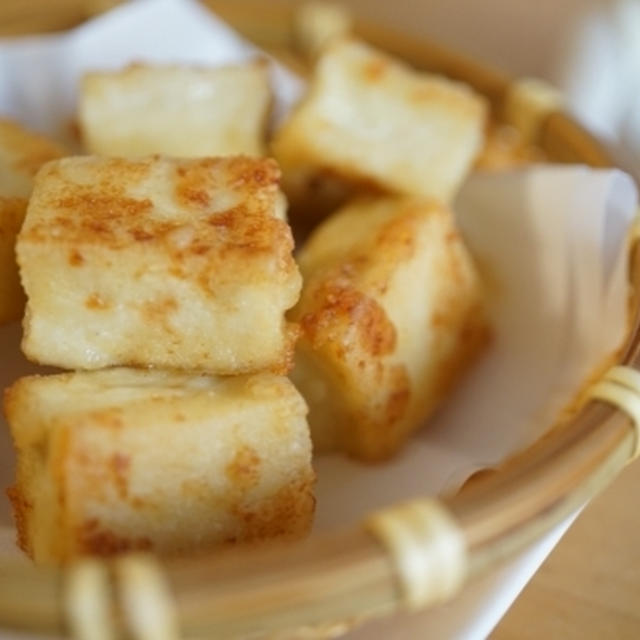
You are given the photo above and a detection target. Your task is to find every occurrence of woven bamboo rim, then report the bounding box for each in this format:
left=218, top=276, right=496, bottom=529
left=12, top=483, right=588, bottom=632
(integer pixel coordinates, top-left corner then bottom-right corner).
left=0, top=1, right=637, bottom=638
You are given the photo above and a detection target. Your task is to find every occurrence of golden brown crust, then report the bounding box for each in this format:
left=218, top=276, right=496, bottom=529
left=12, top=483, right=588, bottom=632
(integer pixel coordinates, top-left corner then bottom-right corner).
left=230, top=474, right=316, bottom=542
left=225, top=444, right=262, bottom=491
left=108, top=453, right=131, bottom=500
left=175, top=156, right=280, bottom=210
left=6, top=485, right=31, bottom=556
left=292, top=197, right=488, bottom=461
left=78, top=518, right=153, bottom=556
left=67, top=472, right=316, bottom=556
left=23, top=157, right=283, bottom=251
left=5, top=369, right=313, bottom=563
left=18, top=155, right=301, bottom=374
left=300, top=281, right=397, bottom=358
left=293, top=207, right=422, bottom=459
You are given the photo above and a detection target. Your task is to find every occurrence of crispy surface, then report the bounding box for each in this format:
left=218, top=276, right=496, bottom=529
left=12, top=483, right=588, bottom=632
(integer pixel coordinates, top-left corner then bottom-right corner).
left=5, top=368, right=314, bottom=564
left=80, top=62, right=271, bottom=157
left=18, top=155, right=301, bottom=373
left=290, top=197, right=488, bottom=461
left=0, top=119, right=66, bottom=324
left=272, top=39, right=487, bottom=204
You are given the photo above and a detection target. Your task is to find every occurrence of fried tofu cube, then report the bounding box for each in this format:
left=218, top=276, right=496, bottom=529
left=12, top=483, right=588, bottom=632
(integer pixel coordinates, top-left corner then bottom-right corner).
left=290, top=197, right=488, bottom=461
left=272, top=39, right=487, bottom=204
left=0, top=119, right=65, bottom=324
left=79, top=62, right=271, bottom=157
left=17, top=155, right=301, bottom=374
left=5, top=368, right=314, bottom=564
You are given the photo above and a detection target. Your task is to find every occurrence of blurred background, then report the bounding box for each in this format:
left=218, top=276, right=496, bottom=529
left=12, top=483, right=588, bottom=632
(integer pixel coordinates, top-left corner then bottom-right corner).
left=1, top=0, right=637, bottom=176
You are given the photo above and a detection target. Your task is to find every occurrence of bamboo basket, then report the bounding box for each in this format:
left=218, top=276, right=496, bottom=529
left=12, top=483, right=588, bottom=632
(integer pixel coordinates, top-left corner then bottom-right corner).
left=0, top=1, right=637, bottom=638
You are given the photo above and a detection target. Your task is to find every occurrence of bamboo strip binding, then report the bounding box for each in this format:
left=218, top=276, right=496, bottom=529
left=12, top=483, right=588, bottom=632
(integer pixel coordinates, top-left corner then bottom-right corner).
left=115, top=555, right=179, bottom=640
left=365, top=500, right=466, bottom=611
left=590, top=365, right=640, bottom=461
left=65, top=555, right=179, bottom=640
left=65, top=560, right=115, bottom=640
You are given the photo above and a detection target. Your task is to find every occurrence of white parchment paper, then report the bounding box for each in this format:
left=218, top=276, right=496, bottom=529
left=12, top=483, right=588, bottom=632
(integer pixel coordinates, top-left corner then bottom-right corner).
left=0, top=1, right=637, bottom=638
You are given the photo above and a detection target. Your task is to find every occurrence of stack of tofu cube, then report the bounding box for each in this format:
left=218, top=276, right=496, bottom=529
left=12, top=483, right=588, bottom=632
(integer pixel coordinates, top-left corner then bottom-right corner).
left=273, top=39, right=489, bottom=461
left=5, top=64, right=315, bottom=564
left=4, top=19, right=492, bottom=564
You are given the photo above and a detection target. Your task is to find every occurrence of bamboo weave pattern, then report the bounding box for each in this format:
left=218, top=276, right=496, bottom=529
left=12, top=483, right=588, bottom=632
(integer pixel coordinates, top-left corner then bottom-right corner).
left=65, top=555, right=179, bottom=640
